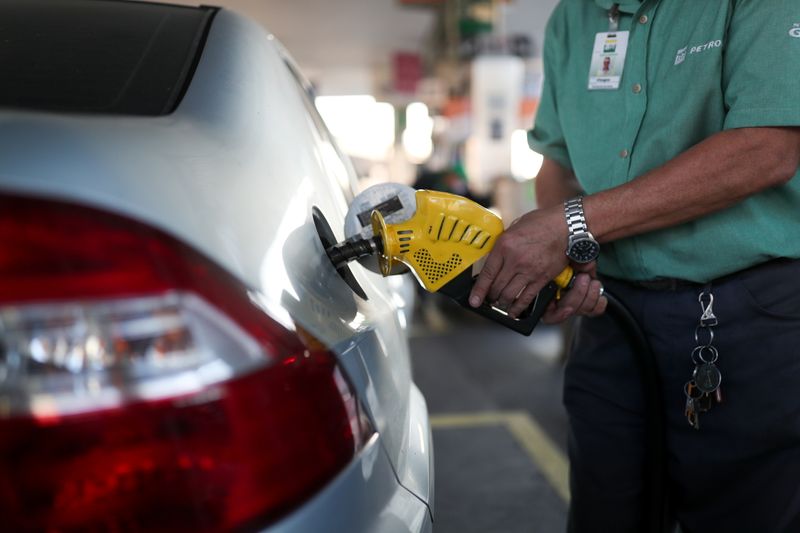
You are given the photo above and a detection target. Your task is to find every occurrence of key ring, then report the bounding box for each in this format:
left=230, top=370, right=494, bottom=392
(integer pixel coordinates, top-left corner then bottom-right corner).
left=694, top=325, right=714, bottom=347
left=692, top=345, right=719, bottom=365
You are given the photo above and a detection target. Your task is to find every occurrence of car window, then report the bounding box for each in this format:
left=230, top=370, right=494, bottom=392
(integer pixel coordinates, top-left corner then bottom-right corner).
left=0, top=0, right=216, bottom=116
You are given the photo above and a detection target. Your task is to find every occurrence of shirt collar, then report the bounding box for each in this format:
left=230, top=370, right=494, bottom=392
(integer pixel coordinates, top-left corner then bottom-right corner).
left=594, top=0, right=643, bottom=14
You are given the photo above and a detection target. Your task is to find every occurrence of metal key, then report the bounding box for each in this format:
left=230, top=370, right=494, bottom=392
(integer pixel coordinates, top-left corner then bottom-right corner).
left=684, top=381, right=702, bottom=430
left=695, top=392, right=714, bottom=413
left=685, top=396, right=699, bottom=430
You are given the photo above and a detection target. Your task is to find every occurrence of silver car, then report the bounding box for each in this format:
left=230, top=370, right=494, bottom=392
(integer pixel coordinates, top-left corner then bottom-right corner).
left=0, top=1, right=433, bottom=531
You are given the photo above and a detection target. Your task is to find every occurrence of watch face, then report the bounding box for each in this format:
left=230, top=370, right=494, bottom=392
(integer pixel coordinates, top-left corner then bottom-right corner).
left=569, top=238, right=600, bottom=263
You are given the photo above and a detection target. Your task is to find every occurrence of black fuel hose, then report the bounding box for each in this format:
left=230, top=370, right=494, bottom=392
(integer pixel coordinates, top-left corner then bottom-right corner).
left=603, top=291, right=670, bottom=533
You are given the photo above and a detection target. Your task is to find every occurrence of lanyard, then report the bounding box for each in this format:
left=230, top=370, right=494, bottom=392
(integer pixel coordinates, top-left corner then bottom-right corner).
left=608, top=3, right=620, bottom=31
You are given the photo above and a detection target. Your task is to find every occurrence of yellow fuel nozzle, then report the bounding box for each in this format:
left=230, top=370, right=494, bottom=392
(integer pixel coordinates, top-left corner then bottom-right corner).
left=370, top=190, right=504, bottom=292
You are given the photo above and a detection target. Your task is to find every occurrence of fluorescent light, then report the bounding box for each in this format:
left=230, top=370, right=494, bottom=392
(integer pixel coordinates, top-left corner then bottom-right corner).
left=511, top=129, right=544, bottom=181
left=315, top=96, right=395, bottom=161
left=403, top=102, right=434, bottom=164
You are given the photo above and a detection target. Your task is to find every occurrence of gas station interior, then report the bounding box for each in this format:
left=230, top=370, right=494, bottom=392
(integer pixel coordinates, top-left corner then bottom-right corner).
left=7, top=1, right=800, bottom=531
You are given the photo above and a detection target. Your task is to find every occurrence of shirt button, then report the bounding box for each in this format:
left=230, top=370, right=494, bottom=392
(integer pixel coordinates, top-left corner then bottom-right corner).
left=620, top=149, right=629, bottom=158
left=632, top=83, right=642, bottom=94
left=639, top=14, right=649, bottom=24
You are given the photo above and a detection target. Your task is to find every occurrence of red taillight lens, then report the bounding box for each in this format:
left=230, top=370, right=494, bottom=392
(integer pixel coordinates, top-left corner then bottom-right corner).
left=0, top=195, right=374, bottom=532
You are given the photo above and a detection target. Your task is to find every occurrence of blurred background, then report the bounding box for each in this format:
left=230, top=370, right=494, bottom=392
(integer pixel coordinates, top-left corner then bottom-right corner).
left=170, top=0, right=559, bottom=224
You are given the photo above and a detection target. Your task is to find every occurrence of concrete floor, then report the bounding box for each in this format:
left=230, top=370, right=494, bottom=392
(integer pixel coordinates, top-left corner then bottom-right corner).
left=409, top=296, right=572, bottom=533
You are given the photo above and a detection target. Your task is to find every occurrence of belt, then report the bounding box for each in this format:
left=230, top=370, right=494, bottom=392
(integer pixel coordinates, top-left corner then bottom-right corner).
left=611, top=258, right=799, bottom=292
left=623, top=277, right=700, bottom=291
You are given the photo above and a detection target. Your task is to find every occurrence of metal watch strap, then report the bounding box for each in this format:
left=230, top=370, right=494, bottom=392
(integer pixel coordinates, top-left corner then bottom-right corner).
left=564, top=196, right=599, bottom=263
left=564, top=197, right=590, bottom=236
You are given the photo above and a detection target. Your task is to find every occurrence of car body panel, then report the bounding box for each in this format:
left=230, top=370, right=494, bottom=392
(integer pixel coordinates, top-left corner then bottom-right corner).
left=263, top=436, right=431, bottom=533
left=0, top=4, right=432, bottom=525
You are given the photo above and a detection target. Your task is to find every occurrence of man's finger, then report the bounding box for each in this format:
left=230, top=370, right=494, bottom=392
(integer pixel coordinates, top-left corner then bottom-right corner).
left=487, top=268, right=520, bottom=304
left=559, top=273, right=591, bottom=311
left=540, top=300, right=563, bottom=325
left=541, top=299, right=574, bottom=325
left=540, top=274, right=590, bottom=324
left=587, top=295, right=608, bottom=316
left=496, top=273, right=530, bottom=311
left=507, top=279, right=546, bottom=318
left=578, top=279, right=602, bottom=315
left=469, top=253, right=503, bottom=307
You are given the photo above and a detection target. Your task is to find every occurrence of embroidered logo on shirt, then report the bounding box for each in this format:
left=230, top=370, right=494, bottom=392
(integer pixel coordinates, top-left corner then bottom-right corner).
left=790, top=24, right=800, bottom=38
left=673, top=39, right=723, bottom=66
left=674, top=47, right=687, bottom=65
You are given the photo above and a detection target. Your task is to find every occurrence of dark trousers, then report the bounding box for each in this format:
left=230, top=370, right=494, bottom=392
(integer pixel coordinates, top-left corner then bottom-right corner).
left=564, top=259, right=800, bottom=533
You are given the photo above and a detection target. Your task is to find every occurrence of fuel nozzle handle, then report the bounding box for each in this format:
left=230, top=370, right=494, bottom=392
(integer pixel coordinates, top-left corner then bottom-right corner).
left=325, top=236, right=383, bottom=269
left=439, top=266, right=575, bottom=336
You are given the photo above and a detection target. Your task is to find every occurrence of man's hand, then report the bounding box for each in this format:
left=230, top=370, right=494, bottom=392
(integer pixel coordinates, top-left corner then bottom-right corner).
left=467, top=202, right=608, bottom=323
left=468, top=205, right=572, bottom=319
left=541, top=263, right=607, bottom=324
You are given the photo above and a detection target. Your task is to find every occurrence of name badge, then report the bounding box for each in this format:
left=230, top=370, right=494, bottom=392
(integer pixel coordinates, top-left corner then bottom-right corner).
left=588, top=31, right=629, bottom=90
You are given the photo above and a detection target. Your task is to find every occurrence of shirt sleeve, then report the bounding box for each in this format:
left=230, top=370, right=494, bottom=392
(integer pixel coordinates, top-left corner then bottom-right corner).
left=722, top=0, right=800, bottom=130
left=528, top=5, right=573, bottom=170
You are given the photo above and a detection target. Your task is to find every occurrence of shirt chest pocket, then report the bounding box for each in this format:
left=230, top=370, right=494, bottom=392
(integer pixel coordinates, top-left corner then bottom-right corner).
left=646, top=2, right=731, bottom=121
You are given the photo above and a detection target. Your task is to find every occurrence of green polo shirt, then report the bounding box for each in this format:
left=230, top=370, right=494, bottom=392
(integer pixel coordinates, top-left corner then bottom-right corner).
left=529, top=0, right=800, bottom=282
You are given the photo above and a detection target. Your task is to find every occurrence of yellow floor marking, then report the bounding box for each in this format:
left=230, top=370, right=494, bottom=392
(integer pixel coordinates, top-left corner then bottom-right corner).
left=430, top=411, right=570, bottom=502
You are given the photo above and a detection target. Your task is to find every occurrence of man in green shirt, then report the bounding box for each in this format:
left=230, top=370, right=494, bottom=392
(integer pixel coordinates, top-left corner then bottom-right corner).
left=469, top=0, right=800, bottom=531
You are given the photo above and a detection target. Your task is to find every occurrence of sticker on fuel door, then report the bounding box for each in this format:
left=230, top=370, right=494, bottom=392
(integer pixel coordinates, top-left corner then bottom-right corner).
left=588, top=31, right=629, bottom=90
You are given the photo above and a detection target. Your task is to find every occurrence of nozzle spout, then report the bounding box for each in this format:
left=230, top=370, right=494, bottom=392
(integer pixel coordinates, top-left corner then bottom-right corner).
left=326, top=236, right=382, bottom=268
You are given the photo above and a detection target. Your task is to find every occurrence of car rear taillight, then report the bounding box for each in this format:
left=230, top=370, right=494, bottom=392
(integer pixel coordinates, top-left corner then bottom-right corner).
left=0, top=194, right=374, bottom=532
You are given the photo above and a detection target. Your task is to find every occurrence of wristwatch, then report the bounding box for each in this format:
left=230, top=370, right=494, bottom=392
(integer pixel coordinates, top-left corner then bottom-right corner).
left=564, top=196, right=600, bottom=263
